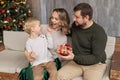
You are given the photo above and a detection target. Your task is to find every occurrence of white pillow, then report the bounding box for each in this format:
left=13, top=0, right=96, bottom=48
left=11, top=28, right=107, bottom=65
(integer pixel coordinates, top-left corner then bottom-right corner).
left=3, top=31, right=28, bottom=51
left=105, top=36, right=115, bottom=60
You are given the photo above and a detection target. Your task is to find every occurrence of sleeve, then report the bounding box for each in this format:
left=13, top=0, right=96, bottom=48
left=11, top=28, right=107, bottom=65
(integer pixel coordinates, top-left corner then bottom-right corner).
left=73, top=27, right=107, bottom=65
left=46, top=34, right=53, bottom=49
left=26, top=41, right=32, bottom=53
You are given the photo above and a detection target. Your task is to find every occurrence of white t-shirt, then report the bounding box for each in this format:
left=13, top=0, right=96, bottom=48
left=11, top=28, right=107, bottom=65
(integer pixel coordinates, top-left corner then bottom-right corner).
left=26, top=34, right=53, bottom=67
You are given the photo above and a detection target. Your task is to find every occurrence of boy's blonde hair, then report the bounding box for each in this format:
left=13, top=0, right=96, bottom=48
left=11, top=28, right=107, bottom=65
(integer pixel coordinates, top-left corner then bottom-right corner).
left=23, top=17, right=40, bottom=34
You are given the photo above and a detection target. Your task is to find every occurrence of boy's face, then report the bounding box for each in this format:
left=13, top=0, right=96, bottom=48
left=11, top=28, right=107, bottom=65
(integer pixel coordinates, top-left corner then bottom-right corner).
left=32, top=21, right=41, bottom=35
left=50, top=11, right=60, bottom=29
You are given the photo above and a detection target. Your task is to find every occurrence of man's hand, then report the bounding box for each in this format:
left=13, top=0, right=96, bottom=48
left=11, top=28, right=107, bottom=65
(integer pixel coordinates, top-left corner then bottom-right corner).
left=60, top=51, right=74, bottom=60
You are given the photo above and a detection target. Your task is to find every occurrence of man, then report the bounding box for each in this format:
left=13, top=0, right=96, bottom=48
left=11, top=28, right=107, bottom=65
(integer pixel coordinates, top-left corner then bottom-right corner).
left=57, top=3, right=107, bottom=80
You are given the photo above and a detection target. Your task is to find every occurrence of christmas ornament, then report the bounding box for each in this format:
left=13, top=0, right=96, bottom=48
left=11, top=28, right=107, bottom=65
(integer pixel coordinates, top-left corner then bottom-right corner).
left=3, top=25, right=7, bottom=29
left=7, top=10, right=10, bottom=13
left=28, top=9, right=31, bottom=14
left=3, top=20, right=8, bottom=23
left=6, top=15, right=11, bottom=22
left=7, top=26, right=11, bottom=30
left=24, top=13, right=26, bottom=16
left=15, top=9, right=19, bottom=12
left=12, top=4, right=17, bottom=9
left=13, top=19, right=16, bottom=22
left=18, top=22, right=23, bottom=26
left=1, top=1, right=5, bottom=5
left=1, top=9, right=6, bottom=14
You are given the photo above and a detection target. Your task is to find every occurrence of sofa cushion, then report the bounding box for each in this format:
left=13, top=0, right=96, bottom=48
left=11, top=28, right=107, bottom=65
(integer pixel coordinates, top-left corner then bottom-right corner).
left=0, top=49, right=28, bottom=73
left=3, top=31, right=28, bottom=51
left=105, top=36, right=115, bottom=60
left=17, top=60, right=28, bottom=73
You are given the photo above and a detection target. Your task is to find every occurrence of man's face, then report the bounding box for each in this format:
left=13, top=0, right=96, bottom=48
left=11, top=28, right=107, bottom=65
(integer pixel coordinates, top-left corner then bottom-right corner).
left=73, top=11, right=87, bottom=27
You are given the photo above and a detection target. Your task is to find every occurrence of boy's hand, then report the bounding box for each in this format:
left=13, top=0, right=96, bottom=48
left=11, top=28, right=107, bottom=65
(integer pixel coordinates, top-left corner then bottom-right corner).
left=30, top=52, right=36, bottom=58
left=25, top=50, right=36, bottom=62
left=28, top=52, right=36, bottom=62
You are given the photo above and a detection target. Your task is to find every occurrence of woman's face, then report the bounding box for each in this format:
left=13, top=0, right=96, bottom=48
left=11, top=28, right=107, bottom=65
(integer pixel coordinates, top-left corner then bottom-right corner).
left=50, top=11, right=61, bottom=30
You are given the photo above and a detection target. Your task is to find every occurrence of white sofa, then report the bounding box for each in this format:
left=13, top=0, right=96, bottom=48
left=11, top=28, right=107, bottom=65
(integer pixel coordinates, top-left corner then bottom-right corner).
left=0, top=31, right=29, bottom=80
left=0, top=25, right=118, bottom=80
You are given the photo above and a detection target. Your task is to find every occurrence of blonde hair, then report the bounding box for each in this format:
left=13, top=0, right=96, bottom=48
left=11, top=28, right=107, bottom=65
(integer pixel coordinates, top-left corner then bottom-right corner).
left=49, top=8, right=70, bottom=34
left=23, top=17, right=40, bottom=34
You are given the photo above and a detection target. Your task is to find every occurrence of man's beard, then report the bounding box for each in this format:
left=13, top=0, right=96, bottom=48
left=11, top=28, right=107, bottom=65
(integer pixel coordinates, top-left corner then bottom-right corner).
left=75, top=22, right=86, bottom=28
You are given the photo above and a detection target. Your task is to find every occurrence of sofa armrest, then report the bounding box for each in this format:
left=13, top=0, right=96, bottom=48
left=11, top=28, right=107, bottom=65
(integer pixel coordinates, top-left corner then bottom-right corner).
left=110, top=37, right=120, bottom=80
left=0, top=43, right=5, bottom=51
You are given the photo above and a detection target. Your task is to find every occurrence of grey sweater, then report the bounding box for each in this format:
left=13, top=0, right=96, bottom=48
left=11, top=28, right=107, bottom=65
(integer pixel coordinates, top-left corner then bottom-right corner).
left=70, top=22, right=107, bottom=65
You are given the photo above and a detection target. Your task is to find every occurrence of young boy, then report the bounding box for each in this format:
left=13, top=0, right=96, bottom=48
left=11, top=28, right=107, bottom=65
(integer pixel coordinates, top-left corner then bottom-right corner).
left=23, top=17, right=57, bottom=80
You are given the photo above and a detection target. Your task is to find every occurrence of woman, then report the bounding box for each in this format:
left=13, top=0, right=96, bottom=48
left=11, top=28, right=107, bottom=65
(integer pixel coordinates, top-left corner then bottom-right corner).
left=42, top=8, right=70, bottom=80
left=43, top=8, right=70, bottom=60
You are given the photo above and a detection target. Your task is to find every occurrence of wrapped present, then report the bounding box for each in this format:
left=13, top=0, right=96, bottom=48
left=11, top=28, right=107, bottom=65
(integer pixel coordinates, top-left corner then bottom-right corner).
left=57, top=44, right=72, bottom=56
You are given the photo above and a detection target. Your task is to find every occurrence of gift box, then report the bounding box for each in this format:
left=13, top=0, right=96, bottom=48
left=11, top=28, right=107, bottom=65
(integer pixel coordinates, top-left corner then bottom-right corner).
left=57, top=44, right=72, bottom=56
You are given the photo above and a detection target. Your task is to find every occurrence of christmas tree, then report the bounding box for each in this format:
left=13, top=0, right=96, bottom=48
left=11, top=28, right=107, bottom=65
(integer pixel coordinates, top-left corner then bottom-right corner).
left=0, top=0, right=32, bottom=31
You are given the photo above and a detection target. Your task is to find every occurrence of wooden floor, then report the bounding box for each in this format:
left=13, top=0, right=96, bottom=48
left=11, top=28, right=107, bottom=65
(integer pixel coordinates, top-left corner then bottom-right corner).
left=110, top=37, right=120, bottom=80
left=0, top=77, right=15, bottom=80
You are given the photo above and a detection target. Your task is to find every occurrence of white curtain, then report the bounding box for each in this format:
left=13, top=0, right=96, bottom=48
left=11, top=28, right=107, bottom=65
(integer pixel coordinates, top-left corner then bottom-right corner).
left=40, top=0, right=47, bottom=24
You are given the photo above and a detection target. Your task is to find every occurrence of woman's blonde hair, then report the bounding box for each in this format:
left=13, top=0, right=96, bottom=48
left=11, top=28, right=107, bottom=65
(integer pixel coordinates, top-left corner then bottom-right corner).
left=49, top=8, right=70, bottom=34
left=23, top=17, right=40, bottom=34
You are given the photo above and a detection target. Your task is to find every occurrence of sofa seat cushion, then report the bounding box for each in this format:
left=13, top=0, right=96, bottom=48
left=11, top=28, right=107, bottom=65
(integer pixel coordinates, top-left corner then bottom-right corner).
left=105, top=36, right=115, bottom=60
left=0, top=49, right=28, bottom=73
left=16, top=60, right=28, bottom=73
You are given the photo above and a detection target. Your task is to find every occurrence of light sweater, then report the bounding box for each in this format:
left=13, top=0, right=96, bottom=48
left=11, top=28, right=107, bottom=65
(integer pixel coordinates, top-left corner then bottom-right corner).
left=42, top=26, right=67, bottom=59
